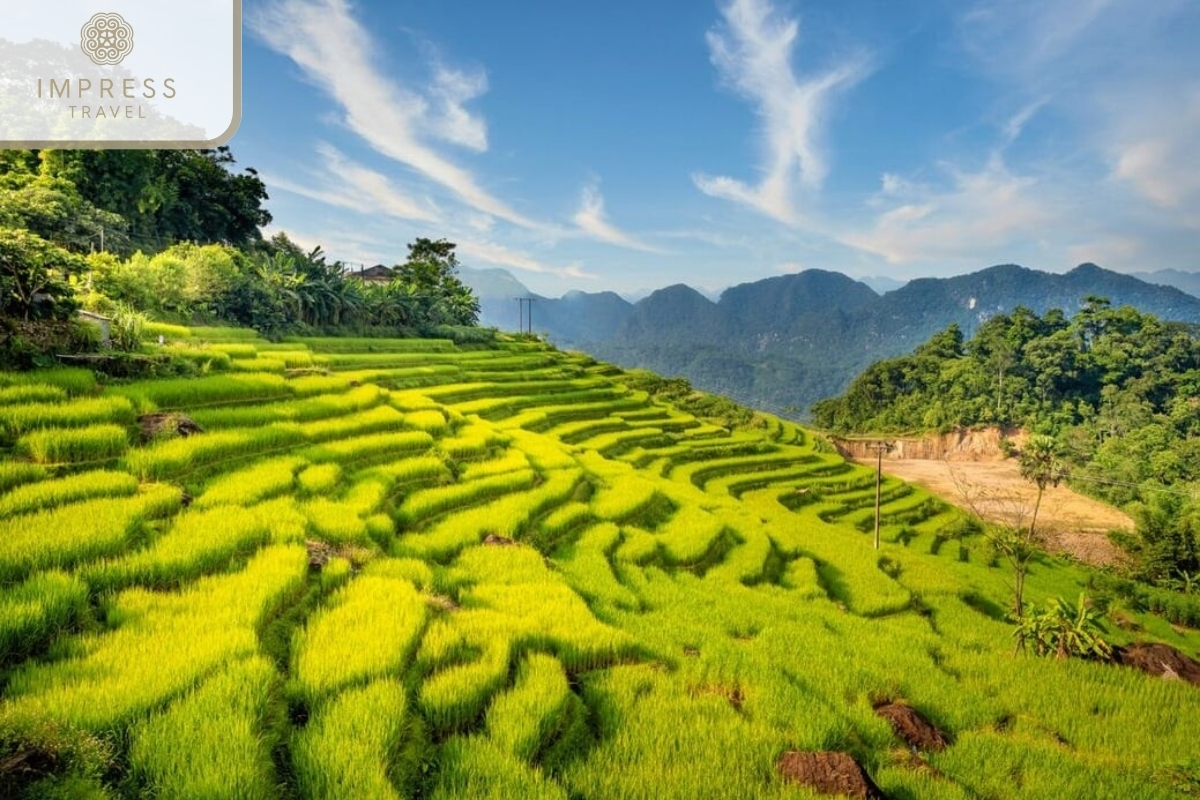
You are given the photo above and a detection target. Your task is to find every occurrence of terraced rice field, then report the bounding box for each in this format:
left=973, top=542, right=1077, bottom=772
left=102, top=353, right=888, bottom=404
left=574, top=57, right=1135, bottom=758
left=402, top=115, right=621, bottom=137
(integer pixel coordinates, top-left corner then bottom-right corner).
left=0, top=329, right=1198, bottom=800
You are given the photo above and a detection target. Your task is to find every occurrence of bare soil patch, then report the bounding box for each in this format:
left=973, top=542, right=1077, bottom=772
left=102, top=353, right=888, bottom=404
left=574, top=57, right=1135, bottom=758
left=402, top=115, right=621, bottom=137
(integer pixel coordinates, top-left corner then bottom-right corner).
left=1115, top=643, right=1200, bottom=686
left=483, top=533, right=517, bottom=547
left=138, top=412, right=203, bottom=443
left=862, top=458, right=1133, bottom=567
left=776, top=751, right=885, bottom=799
left=873, top=701, right=947, bottom=751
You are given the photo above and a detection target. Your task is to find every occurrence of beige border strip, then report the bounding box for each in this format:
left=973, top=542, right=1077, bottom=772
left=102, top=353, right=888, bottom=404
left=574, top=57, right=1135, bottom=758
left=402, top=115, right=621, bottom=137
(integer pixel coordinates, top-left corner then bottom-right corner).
left=2, top=0, right=242, bottom=149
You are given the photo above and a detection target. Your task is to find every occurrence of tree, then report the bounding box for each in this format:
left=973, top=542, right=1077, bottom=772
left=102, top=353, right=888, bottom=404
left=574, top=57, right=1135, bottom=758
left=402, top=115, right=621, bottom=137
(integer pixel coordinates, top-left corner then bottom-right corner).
left=1018, top=434, right=1068, bottom=559
left=0, top=228, right=84, bottom=320
left=392, top=238, right=480, bottom=328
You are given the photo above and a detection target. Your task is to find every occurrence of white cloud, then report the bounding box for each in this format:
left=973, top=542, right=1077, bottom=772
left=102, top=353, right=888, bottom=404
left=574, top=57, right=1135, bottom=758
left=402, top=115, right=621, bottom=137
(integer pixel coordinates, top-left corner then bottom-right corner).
left=250, top=0, right=539, bottom=229
left=693, top=0, right=868, bottom=224
left=1110, top=92, right=1200, bottom=213
left=457, top=239, right=595, bottom=280
left=844, top=156, right=1055, bottom=265
left=572, top=184, right=663, bottom=253
left=265, top=143, right=441, bottom=223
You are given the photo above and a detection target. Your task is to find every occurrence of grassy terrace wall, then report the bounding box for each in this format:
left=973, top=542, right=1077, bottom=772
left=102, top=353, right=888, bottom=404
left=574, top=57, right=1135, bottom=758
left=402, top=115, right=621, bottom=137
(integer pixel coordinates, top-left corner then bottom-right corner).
left=0, top=330, right=1198, bottom=800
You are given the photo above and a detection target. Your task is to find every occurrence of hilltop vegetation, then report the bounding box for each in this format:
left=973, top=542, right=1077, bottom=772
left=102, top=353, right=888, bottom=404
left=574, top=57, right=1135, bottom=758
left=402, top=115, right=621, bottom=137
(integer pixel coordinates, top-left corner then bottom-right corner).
left=0, top=148, right=481, bottom=369
left=0, top=330, right=1198, bottom=799
left=812, top=299, right=1200, bottom=587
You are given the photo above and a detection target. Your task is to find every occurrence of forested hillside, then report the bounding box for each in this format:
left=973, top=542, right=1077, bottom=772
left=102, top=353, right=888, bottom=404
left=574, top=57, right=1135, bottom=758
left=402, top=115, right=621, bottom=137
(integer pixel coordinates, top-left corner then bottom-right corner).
left=0, top=149, right=482, bottom=370
left=812, top=299, right=1200, bottom=585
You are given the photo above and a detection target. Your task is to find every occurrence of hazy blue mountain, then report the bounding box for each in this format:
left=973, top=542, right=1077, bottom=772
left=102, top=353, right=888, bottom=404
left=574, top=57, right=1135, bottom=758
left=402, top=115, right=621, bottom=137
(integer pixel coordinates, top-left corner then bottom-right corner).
left=856, top=275, right=908, bottom=294
left=461, top=263, right=1200, bottom=418
left=1131, top=269, right=1200, bottom=300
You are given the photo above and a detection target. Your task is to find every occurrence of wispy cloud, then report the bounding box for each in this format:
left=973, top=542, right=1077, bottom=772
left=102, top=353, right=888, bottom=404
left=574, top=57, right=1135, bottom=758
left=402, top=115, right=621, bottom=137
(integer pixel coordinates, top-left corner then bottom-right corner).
left=1110, top=91, right=1200, bottom=214
left=692, top=0, right=869, bottom=224
left=844, top=155, right=1055, bottom=265
left=457, top=240, right=596, bottom=280
left=250, top=0, right=538, bottom=229
left=266, top=143, right=441, bottom=223
left=572, top=183, right=664, bottom=253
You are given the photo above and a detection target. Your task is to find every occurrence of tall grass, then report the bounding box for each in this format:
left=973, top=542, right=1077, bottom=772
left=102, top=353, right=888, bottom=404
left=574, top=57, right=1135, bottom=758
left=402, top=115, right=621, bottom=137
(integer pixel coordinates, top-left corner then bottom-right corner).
left=0, top=486, right=181, bottom=583
left=0, top=571, right=89, bottom=665
left=0, top=396, right=136, bottom=438
left=195, top=456, right=306, bottom=509
left=16, top=423, right=130, bottom=464
left=291, top=569, right=428, bottom=703
left=486, top=652, right=572, bottom=761
left=291, top=680, right=410, bottom=800
left=0, top=469, right=139, bottom=517
left=128, top=656, right=280, bottom=800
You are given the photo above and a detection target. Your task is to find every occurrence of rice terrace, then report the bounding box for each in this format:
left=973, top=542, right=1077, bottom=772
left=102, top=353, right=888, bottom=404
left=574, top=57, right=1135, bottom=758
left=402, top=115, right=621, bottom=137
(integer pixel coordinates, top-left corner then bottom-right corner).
left=0, top=327, right=1198, bottom=800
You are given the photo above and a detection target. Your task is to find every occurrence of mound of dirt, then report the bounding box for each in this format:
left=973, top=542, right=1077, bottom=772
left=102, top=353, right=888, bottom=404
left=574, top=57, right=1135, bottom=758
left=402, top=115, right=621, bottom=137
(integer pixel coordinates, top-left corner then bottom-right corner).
left=0, top=747, right=58, bottom=796
left=1115, top=643, right=1200, bottom=687
left=483, top=533, right=517, bottom=546
left=776, top=751, right=885, bottom=799
left=139, top=412, right=203, bottom=443
left=874, top=701, right=947, bottom=751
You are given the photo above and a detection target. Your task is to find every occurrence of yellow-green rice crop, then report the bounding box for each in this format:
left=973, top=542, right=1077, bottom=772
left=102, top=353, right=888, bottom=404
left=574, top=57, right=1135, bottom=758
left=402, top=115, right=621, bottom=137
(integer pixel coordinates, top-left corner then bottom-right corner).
left=291, top=680, right=409, bottom=800
left=0, top=469, right=138, bottom=517
left=556, top=523, right=641, bottom=611
left=460, top=449, right=532, bottom=480
left=301, top=498, right=371, bottom=546
left=0, top=571, right=88, bottom=665
left=128, top=656, right=280, bottom=800
left=0, top=544, right=307, bottom=732
left=291, top=570, right=427, bottom=703
left=303, top=430, right=434, bottom=466
left=0, top=384, right=68, bottom=405
left=397, top=469, right=538, bottom=526
left=0, top=396, right=136, bottom=439
left=16, top=423, right=130, bottom=464
left=0, top=366, right=97, bottom=396
left=0, top=485, right=181, bottom=583
left=430, top=736, right=568, bottom=800
left=0, top=462, right=47, bottom=493
left=124, top=424, right=307, bottom=480
left=112, top=373, right=292, bottom=411
left=589, top=474, right=663, bottom=523
left=195, top=456, right=306, bottom=509
left=404, top=408, right=450, bottom=435
left=295, top=405, right=406, bottom=442
left=297, top=463, right=342, bottom=496
left=190, top=385, right=385, bottom=429
left=485, top=652, right=571, bottom=761
left=83, top=499, right=304, bottom=591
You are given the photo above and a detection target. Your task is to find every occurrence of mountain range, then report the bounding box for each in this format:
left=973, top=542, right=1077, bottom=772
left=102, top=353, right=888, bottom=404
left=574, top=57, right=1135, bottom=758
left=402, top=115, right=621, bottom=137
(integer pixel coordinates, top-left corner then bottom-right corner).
left=460, top=263, right=1200, bottom=418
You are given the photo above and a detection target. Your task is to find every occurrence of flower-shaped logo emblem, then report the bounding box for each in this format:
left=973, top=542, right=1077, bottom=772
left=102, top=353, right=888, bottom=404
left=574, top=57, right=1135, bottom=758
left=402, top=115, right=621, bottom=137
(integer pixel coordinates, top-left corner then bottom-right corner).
left=80, top=13, right=134, bottom=66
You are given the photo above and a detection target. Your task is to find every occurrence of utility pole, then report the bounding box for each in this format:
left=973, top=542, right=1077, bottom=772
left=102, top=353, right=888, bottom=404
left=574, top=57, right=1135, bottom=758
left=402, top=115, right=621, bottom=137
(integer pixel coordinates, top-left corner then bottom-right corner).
left=869, top=440, right=895, bottom=550
left=516, top=297, right=536, bottom=334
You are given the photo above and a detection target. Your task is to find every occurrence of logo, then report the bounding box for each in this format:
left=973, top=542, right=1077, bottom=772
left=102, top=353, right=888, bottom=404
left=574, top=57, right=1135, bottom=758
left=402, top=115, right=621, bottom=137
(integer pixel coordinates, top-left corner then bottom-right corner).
left=80, top=13, right=134, bottom=66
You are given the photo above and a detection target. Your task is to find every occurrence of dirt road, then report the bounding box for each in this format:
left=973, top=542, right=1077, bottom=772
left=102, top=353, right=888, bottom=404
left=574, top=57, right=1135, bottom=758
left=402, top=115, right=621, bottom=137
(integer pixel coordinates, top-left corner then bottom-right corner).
left=862, top=457, right=1133, bottom=567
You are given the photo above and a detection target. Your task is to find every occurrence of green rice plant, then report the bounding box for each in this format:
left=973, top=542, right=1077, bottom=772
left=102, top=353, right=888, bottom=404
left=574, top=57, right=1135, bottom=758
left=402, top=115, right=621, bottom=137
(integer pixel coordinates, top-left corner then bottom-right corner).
left=303, top=430, right=434, bottom=467
left=189, top=385, right=384, bottom=429
left=208, top=342, right=260, bottom=359
left=502, top=395, right=651, bottom=433
left=590, top=475, right=663, bottom=523
left=536, top=502, right=593, bottom=546
left=0, top=544, right=307, bottom=732
left=227, top=356, right=288, bottom=374
left=289, top=335, right=456, bottom=353
left=0, top=461, right=47, bottom=493
left=302, top=498, right=372, bottom=546
left=506, top=429, right=579, bottom=470
left=397, top=469, right=583, bottom=562
left=396, top=469, right=538, bottom=526
left=404, top=408, right=450, bottom=435
left=189, top=325, right=261, bottom=340
left=613, top=528, right=659, bottom=564
left=83, top=499, right=304, bottom=592
left=142, top=321, right=192, bottom=340
left=486, top=652, right=572, bottom=761
left=286, top=374, right=355, bottom=398
left=574, top=428, right=667, bottom=457
left=112, top=373, right=293, bottom=411
left=364, top=455, right=453, bottom=488
left=0, top=384, right=68, bottom=405
left=125, top=424, right=307, bottom=480
left=430, top=736, right=568, bottom=800
left=0, top=485, right=181, bottom=583
left=460, top=449, right=532, bottom=480
left=0, top=396, right=136, bottom=438
left=16, top=423, right=130, bottom=464
left=0, top=367, right=98, bottom=396
left=291, top=680, right=409, bottom=800
left=0, top=571, right=89, bottom=665
left=297, top=463, right=342, bottom=496
left=161, top=345, right=234, bottom=371
left=295, top=405, right=404, bottom=443
left=128, top=656, right=279, bottom=800
left=291, top=570, right=427, bottom=703
left=419, top=638, right=512, bottom=733
left=195, top=456, right=306, bottom=509
left=556, top=523, right=642, bottom=610
left=456, top=388, right=628, bottom=420
left=439, top=422, right=511, bottom=460
left=654, top=505, right=727, bottom=566
left=0, top=469, right=139, bottom=517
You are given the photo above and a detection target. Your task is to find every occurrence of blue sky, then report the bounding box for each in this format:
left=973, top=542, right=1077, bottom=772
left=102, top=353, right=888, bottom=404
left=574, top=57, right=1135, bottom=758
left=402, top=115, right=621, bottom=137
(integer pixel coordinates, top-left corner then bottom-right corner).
left=233, top=0, right=1200, bottom=296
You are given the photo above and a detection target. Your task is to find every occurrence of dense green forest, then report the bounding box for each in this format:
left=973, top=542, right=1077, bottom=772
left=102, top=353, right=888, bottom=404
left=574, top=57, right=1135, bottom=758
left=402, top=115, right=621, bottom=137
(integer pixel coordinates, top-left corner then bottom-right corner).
left=812, top=300, right=1200, bottom=586
left=0, top=148, right=482, bottom=368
